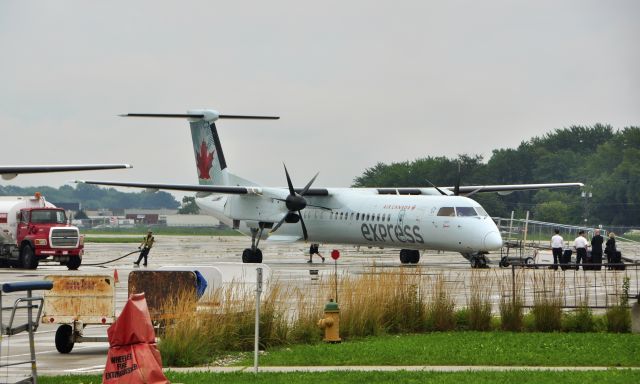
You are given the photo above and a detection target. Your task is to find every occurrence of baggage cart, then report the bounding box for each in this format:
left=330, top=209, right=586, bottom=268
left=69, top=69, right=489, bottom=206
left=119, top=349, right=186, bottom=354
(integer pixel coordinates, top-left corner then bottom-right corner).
left=41, top=274, right=116, bottom=353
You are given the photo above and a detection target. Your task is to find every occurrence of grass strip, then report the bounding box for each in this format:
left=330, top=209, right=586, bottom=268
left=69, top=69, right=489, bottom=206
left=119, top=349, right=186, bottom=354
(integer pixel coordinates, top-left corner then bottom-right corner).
left=40, top=369, right=640, bottom=384
left=236, top=332, right=640, bottom=367
left=83, top=227, right=241, bottom=236
left=84, top=237, right=142, bottom=243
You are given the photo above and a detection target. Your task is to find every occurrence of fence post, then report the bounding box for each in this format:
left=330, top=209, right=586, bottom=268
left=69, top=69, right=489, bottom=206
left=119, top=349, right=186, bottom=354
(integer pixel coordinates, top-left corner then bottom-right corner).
left=254, top=267, right=263, bottom=374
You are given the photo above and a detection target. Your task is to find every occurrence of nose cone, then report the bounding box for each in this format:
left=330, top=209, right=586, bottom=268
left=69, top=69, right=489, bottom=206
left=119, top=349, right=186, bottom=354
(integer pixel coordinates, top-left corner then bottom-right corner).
left=483, top=231, right=503, bottom=250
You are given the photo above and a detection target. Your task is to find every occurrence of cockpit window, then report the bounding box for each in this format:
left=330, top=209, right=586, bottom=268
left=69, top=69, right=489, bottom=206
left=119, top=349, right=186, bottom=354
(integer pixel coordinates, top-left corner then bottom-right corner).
left=456, top=207, right=477, bottom=217
left=474, top=206, right=488, bottom=216
left=437, top=207, right=455, bottom=217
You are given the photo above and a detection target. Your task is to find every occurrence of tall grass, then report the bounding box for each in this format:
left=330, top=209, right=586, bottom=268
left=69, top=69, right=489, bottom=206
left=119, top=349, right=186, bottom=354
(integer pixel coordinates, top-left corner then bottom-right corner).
left=339, top=267, right=428, bottom=337
left=466, top=271, right=493, bottom=331
left=606, top=275, right=631, bottom=333
left=499, top=270, right=524, bottom=331
left=425, top=274, right=456, bottom=331
left=530, top=271, right=563, bottom=332
left=155, top=267, right=635, bottom=366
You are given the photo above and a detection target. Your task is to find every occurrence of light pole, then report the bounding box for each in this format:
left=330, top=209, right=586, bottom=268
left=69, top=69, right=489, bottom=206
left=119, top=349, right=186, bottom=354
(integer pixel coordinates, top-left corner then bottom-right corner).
left=582, top=188, right=592, bottom=224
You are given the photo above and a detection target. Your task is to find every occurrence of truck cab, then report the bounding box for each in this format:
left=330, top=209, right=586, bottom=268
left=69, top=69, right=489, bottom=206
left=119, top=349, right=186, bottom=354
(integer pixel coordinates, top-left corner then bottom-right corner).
left=0, top=195, right=84, bottom=270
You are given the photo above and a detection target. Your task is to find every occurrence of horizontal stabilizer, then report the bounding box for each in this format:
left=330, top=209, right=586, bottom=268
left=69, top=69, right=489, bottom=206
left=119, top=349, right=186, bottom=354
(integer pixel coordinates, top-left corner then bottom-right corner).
left=120, top=111, right=279, bottom=123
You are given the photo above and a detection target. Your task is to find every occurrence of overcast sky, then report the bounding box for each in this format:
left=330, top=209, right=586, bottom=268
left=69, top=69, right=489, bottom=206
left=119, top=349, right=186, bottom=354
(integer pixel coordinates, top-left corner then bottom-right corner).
left=1, top=1, right=638, bottom=201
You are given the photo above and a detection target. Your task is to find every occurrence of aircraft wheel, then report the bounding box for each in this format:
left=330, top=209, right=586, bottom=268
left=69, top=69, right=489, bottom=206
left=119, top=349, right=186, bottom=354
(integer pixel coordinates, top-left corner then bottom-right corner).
left=478, top=255, right=487, bottom=268
left=524, top=257, right=534, bottom=266
left=399, top=250, right=409, bottom=264
left=470, top=256, right=479, bottom=269
left=254, top=249, right=263, bottom=263
left=242, top=249, right=252, bottom=263
left=20, top=245, right=38, bottom=270
left=55, top=324, right=74, bottom=354
left=410, top=250, right=420, bottom=264
left=499, top=256, right=510, bottom=268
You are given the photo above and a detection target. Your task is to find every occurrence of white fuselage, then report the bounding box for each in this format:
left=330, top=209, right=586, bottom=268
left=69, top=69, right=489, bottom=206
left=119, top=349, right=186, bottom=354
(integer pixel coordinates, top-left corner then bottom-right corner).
left=196, top=190, right=502, bottom=253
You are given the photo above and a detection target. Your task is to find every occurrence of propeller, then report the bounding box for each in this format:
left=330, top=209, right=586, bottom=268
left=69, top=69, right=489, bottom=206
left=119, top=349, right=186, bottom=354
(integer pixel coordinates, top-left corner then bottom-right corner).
left=425, top=161, right=462, bottom=196
left=271, top=164, right=327, bottom=240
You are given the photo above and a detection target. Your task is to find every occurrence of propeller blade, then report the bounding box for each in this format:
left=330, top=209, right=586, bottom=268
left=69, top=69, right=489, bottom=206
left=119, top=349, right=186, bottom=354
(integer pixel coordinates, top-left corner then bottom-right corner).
left=283, top=163, right=295, bottom=195
left=454, top=162, right=461, bottom=196
left=270, top=214, right=288, bottom=233
left=299, top=212, right=308, bottom=241
left=300, top=172, right=319, bottom=196
left=463, top=187, right=484, bottom=198
left=425, top=178, right=448, bottom=196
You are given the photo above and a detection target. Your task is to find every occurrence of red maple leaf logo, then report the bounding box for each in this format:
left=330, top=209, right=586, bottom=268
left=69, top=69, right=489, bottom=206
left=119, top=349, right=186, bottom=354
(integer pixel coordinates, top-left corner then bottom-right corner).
left=196, top=140, right=215, bottom=179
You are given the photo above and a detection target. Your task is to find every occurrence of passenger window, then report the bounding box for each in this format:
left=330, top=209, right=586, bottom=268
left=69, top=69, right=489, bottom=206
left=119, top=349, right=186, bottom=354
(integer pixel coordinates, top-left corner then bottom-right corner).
left=356, top=213, right=360, bottom=220
left=387, top=214, right=391, bottom=222
left=340, top=212, right=343, bottom=220
left=350, top=213, right=354, bottom=220
left=456, top=207, right=477, bottom=217
left=366, top=214, right=370, bottom=221
left=376, top=214, right=380, bottom=221
left=437, top=207, right=455, bottom=217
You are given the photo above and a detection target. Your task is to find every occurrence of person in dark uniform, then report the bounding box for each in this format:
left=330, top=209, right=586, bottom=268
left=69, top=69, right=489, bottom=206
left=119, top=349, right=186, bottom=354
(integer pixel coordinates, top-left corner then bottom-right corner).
left=590, top=229, right=604, bottom=269
left=134, top=230, right=155, bottom=267
left=308, top=243, right=325, bottom=263
left=605, top=232, right=616, bottom=269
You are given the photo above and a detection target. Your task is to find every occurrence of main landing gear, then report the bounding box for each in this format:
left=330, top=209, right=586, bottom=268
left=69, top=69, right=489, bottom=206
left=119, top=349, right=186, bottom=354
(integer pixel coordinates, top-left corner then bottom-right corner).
left=242, top=225, right=264, bottom=263
left=399, top=249, right=420, bottom=264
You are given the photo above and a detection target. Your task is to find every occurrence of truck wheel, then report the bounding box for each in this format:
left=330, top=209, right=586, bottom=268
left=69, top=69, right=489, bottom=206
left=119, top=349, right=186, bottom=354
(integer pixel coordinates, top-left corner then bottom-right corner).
left=20, top=245, right=38, bottom=269
left=55, top=324, right=74, bottom=353
left=66, top=256, right=82, bottom=270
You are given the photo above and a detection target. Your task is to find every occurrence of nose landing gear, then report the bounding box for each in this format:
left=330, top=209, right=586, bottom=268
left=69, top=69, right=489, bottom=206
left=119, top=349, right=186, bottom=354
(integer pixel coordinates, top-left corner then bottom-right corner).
left=462, top=252, right=489, bottom=269
left=399, top=249, right=420, bottom=264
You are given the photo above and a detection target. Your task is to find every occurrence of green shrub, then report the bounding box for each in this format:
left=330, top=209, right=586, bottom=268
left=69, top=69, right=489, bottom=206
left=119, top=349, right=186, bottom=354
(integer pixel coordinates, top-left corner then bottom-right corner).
left=455, top=308, right=469, bottom=330
left=468, top=297, right=492, bottom=331
left=606, top=305, right=631, bottom=333
left=500, top=296, right=523, bottom=331
left=606, top=275, right=631, bottom=333
left=562, top=306, right=595, bottom=332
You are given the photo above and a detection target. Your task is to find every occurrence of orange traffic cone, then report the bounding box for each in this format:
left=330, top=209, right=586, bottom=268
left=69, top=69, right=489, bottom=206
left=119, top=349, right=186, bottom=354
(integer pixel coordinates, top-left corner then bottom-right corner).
left=114, top=269, right=119, bottom=284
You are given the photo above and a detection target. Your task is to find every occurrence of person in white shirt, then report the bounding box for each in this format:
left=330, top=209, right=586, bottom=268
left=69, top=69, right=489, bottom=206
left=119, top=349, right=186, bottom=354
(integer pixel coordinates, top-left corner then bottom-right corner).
left=574, top=230, right=589, bottom=269
left=550, top=229, right=564, bottom=270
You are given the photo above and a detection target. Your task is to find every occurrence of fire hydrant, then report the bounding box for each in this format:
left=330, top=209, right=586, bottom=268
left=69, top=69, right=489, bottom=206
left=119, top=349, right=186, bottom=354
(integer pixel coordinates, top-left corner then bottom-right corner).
left=317, top=299, right=341, bottom=343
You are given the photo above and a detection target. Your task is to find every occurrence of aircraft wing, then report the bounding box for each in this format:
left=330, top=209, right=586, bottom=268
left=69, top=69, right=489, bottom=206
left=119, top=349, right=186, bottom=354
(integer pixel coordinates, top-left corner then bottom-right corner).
left=448, top=182, right=584, bottom=195
left=75, top=180, right=254, bottom=194
left=1, top=164, right=132, bottom=180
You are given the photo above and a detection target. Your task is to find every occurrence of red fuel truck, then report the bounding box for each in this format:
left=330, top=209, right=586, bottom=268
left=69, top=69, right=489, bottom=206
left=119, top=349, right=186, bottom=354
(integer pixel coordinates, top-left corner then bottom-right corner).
left=0, top=193, right=83, bottom=269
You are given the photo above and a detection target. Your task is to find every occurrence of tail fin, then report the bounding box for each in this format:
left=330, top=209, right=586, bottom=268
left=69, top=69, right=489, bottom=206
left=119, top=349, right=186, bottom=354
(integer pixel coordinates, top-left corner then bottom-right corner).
left=121, top=110, right=279, bottom=187
left=189, top=119, right=226, bottom=185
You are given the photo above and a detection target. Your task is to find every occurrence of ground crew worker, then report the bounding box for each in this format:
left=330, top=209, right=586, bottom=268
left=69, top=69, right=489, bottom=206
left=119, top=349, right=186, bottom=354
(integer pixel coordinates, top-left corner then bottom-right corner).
left=134, top=230, right=155, bottom=267
left=550, top=229, right=563, bottom=270
left=574, top=230, right=588, bottom=269
left=308, top=243, right=325, bottom=263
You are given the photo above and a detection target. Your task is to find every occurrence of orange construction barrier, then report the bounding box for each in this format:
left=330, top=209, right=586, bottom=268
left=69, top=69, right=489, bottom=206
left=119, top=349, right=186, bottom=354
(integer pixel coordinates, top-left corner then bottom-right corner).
left=103, top=293, right=169, bottom=384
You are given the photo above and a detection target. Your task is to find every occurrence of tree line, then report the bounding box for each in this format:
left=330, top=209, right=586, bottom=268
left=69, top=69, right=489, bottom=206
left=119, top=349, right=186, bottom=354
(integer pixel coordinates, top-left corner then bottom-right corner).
left=353, top=125, right=640, bottom=226
left=0, top=183, right=179, bottom=210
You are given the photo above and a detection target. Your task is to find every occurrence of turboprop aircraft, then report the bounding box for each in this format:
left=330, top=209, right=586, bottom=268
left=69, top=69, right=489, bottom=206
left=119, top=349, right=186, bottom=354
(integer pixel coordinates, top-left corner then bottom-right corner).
left=75, top=110, right=583, bottom=267
left=1, top=164, right=132, bottom=180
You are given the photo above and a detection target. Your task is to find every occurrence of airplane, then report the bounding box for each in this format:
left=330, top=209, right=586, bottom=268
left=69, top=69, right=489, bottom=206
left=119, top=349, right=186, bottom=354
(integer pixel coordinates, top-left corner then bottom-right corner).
left=75, top=109, right=583, bottom=267
left=0, top=164, right=132, bottom=180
